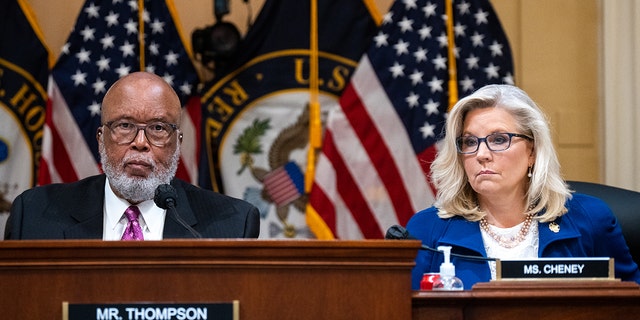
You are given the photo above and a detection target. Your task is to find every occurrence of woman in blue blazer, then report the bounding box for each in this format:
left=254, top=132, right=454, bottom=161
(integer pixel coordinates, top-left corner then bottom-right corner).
left=407, top=84, right=640, bottom=290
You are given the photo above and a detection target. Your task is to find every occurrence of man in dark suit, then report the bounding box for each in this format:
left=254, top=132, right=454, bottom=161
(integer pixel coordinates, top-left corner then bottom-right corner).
left=5, top=72, right=259, bottom=240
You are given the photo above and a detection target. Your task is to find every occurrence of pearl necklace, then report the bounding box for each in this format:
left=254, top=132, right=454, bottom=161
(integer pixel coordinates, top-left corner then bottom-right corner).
left=479, top=213, right=535, bottom=249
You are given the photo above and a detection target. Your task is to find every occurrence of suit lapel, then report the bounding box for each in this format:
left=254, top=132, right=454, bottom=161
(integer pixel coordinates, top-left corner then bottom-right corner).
left=439, top=217, right=487, bottom=256
left=538, top=215, right=581, bottom=255
left=162, top=179, right=198, bottom=239
left=64, top=175, right=107, bottom=239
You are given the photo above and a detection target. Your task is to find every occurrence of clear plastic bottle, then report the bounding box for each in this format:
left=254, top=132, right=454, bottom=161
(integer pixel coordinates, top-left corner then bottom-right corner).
left=432, top=246, right=464, bottom=291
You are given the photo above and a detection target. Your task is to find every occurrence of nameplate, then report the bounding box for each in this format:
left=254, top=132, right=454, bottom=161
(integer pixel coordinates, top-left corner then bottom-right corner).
left=496, top=257, right=614, bottom=280
left=62, top=302, right=238, bottom=320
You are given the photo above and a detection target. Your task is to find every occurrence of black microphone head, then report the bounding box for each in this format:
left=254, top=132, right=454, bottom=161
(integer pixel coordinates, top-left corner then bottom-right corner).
left=385, top=225, right=411, bottom=240
left=154, top=184, right=177, bottom=209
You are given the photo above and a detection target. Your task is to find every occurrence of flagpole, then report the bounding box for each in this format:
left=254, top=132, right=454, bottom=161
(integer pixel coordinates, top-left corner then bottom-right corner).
left=305, top=0, right=336, bottom=240
left=138, top=0, right=145, bottom=71
left=305, top=0, right=321, bottom=193
left=445, top=0, right=458, bottom=110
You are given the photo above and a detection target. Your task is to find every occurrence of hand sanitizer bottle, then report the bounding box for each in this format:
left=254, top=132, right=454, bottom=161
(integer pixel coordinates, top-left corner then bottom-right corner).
left=432, top=246, right=464, bottom=291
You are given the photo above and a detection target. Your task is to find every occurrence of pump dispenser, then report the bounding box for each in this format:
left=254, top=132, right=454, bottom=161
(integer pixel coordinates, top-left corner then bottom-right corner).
left=432, top=246, right=464, bottom=291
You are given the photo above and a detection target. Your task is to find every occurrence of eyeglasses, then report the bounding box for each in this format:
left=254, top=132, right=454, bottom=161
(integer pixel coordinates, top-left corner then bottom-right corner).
left=103, top=120, right=178, bottom=147
left=456, top=132, right=533, bottom=154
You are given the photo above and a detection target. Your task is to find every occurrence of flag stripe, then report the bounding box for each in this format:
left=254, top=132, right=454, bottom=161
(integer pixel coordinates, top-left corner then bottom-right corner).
left=268, top=180, right=294, bottom=194
left=308, top=148, right=338, bottom=232
left=48, top=78, right=99, bottom=181
left=322, top=130, right=384, bottom=238
left=45, top=126, right=78, bottom=183
left=341, top=80, right=416, bottom=226
left=306, top=190, right=336, bottom=237
left=353, top=57, right=434, bottom=213
left=270, top=184, right=296, bottom=198
left=416, top=145, right=438, bottom=195
left=177, top=97, right=201, bottom=183
left=338, top=88, right=412, bottom=229
left=264, top=167, right=301, bottom=206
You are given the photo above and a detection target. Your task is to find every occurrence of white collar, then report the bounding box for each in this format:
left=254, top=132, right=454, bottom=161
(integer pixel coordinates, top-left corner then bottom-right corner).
left=103, top=178, right=166, bottom=239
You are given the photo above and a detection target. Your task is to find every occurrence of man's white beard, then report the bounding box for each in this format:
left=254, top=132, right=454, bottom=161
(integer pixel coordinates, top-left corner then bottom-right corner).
left=99, top=142, right=180, bottom=203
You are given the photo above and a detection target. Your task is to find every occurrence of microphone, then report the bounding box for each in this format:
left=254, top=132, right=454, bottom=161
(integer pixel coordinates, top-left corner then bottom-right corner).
left=154, top=184, right=202, bottom=239
left=385, top=225, right=495, bottom=261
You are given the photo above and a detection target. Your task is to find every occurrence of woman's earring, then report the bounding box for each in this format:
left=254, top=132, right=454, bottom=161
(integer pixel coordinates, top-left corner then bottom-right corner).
left=527, top=166, right=533, bottom=178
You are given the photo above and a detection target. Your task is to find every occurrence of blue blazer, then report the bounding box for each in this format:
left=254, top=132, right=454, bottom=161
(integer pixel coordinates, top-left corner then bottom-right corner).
left=5, top=174, right=260, bottom=239
left=406, top=193, right=640, bottom=289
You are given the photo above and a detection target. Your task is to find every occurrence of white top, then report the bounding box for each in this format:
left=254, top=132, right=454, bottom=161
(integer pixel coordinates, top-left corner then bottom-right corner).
left=102, top=179, right=166, bottom=240
left=481, top=220, right=539, bottom=279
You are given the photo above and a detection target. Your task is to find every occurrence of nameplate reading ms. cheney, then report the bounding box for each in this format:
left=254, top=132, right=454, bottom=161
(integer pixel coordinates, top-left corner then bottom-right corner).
left=62, top=302, right=238, bottom=320
left=496, top=257, right=614, bottom=280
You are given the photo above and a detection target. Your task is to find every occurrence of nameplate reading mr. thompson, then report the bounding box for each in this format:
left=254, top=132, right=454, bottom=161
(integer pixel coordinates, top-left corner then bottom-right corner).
left=62, top=302, right=238, bottom=320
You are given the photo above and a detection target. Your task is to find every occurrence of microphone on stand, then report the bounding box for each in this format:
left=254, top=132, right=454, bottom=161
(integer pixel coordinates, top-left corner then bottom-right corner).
left=385, top=225, right=495, bottom=261
left=154, top=184, right=202, bottom=239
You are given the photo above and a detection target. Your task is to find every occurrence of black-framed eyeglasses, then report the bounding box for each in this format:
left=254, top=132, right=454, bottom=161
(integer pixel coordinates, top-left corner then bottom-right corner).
left=456, top=132, right=533, bottom=154
left=103, top=120, right=179, bottom=147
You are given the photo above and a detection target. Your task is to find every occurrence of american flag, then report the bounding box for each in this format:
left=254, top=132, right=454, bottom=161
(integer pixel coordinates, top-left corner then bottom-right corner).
left=307, top=0, right=514, bottom=239
left=39, top=0, right=200, bottom=185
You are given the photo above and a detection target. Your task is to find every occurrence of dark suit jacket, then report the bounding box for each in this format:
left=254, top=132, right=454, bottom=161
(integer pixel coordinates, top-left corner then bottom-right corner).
left=5, top=175, right=260, bottom=239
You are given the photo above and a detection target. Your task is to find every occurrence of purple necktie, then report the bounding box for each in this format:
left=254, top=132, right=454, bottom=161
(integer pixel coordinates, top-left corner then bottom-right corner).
left=121, top=206, right=144, bottom=240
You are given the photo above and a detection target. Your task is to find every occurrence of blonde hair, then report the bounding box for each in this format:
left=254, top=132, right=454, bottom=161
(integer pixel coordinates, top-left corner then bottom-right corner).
left=431, top=84, right=571, bottom=222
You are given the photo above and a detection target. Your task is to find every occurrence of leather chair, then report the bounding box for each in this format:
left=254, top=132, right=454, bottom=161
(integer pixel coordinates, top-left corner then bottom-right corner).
left=567, top=181, right=640, bottom=265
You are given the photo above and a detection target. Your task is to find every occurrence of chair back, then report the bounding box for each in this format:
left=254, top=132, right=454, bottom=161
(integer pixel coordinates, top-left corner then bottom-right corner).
left=567, top=181, right=640, bottom=265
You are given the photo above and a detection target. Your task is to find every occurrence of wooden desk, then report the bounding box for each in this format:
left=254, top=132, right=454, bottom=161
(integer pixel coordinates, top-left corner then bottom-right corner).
left=412, top=280, right=640, bottom=320
left=4, top=240, right=638, bottom=320
left=0, top=239, right=420, bottom=320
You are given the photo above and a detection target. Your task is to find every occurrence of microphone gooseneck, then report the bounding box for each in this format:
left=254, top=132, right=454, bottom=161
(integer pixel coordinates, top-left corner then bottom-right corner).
left=154, top=184, right=202, bottom=239
left=385, top=225, right=496, bottom=262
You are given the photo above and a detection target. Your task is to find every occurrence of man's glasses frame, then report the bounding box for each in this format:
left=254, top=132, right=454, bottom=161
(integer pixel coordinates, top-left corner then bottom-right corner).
left=102, top=120, right=179, bottom=147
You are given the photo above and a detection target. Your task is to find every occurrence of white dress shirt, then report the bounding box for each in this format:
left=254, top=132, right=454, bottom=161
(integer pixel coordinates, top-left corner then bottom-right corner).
left=482, top=221, right=539, bottom=280
left=102, top=179, right=167, bottom=240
